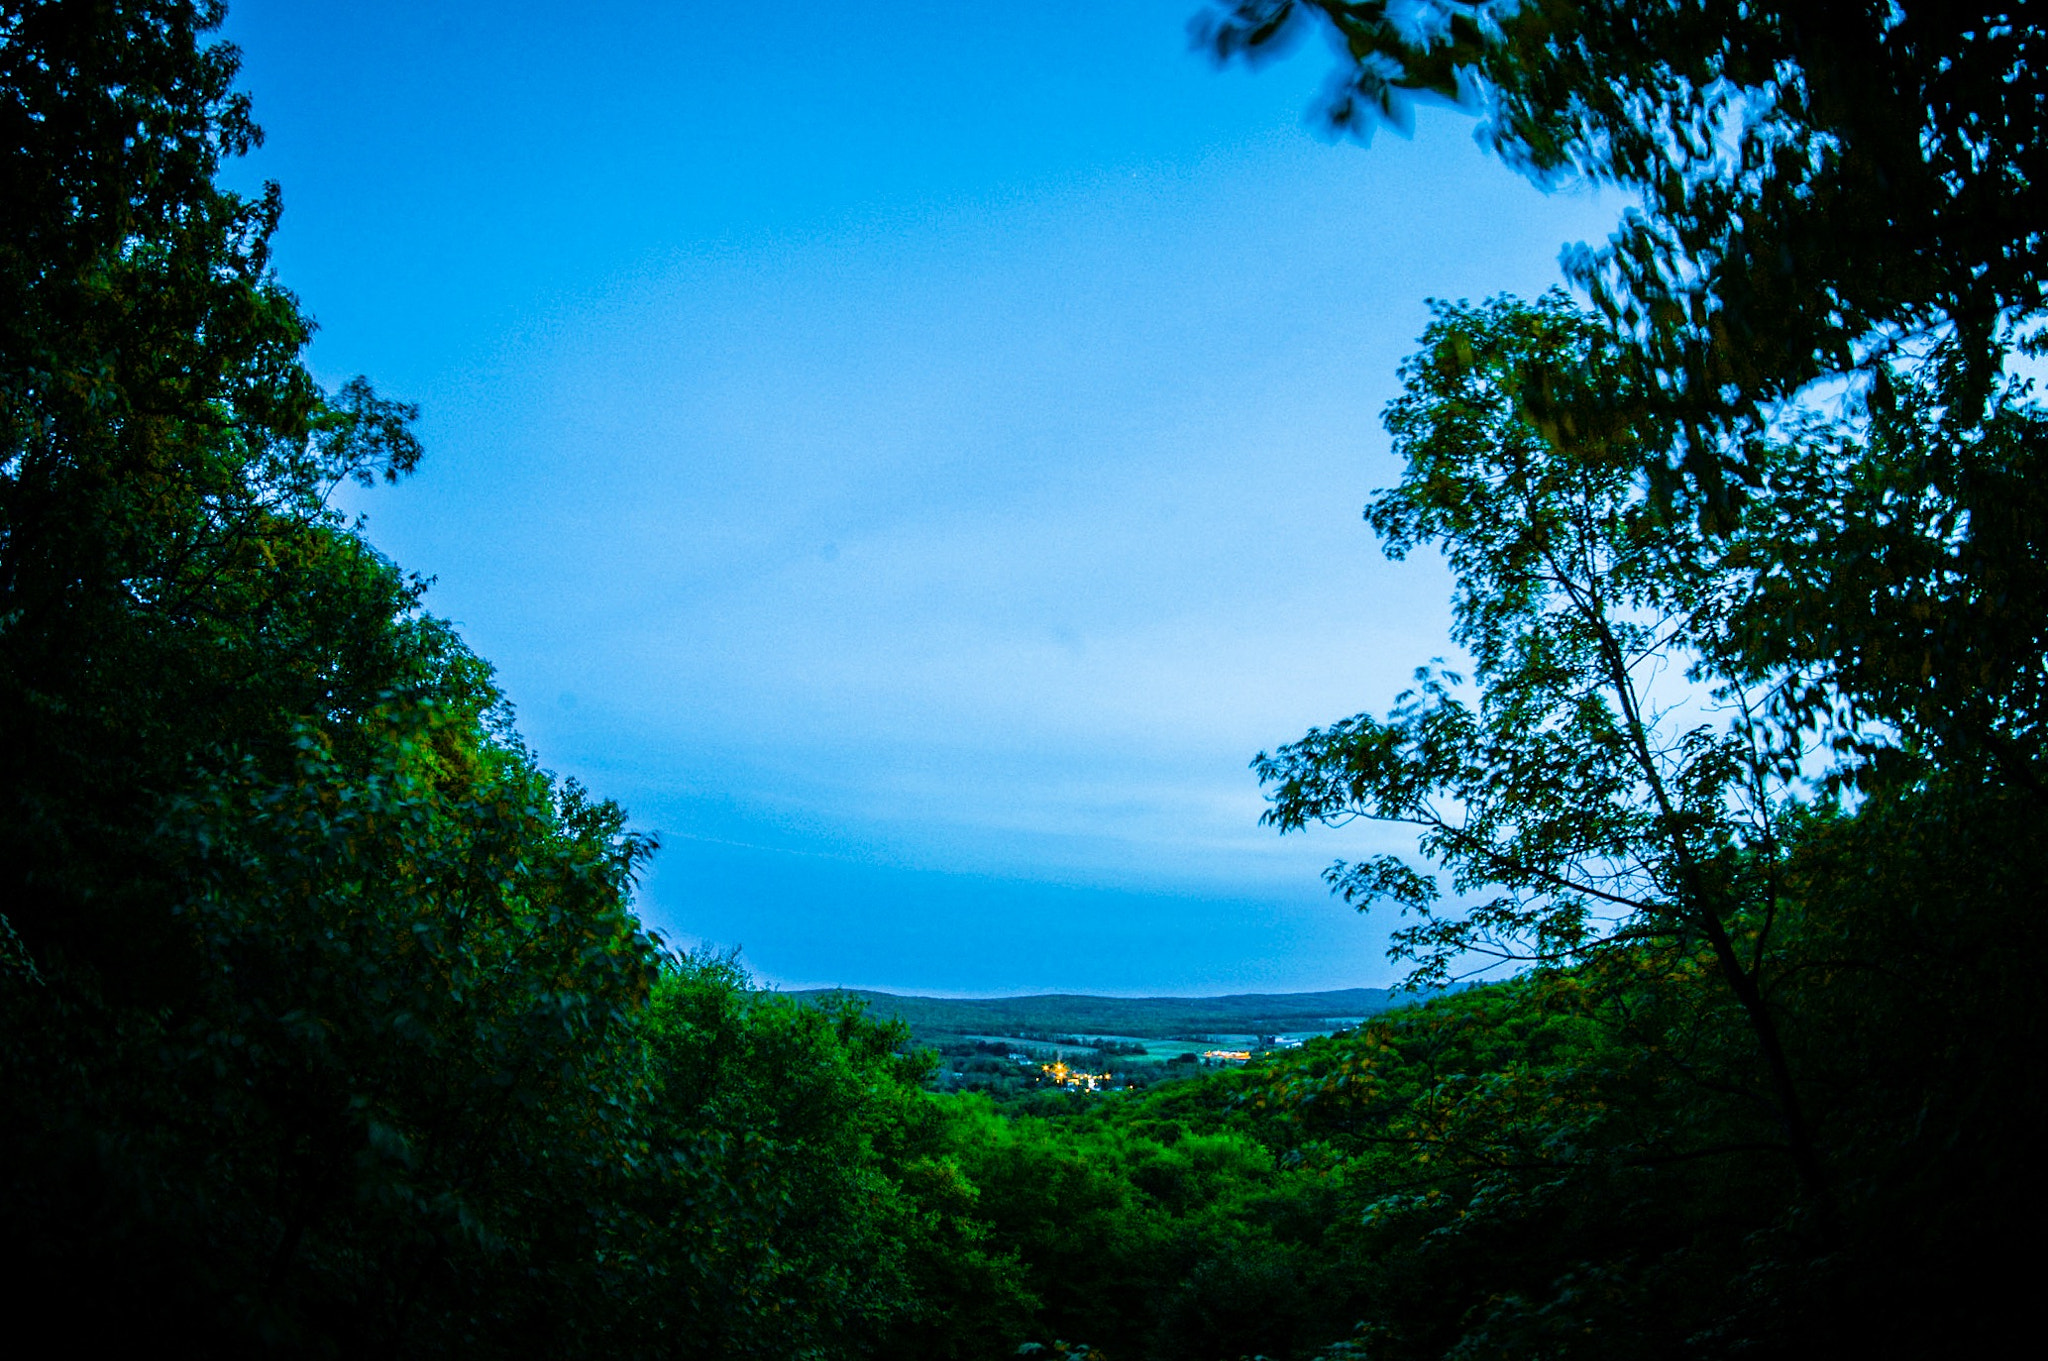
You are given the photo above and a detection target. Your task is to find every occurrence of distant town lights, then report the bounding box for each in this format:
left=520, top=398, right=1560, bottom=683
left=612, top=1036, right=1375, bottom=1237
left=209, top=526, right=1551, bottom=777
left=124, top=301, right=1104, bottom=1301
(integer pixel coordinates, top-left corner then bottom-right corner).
left=1040, top=1059, right=1116, bottom=1091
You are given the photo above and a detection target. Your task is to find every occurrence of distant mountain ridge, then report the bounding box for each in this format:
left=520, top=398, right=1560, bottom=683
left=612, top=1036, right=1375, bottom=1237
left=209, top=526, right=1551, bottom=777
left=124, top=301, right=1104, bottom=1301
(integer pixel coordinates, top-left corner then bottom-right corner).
left=781, top=987, right=1401, bottom=1040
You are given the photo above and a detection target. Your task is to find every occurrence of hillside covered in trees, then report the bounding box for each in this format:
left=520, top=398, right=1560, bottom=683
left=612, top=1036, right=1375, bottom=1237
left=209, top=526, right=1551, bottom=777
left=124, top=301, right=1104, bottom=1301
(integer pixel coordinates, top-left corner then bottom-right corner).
left=786, top=988, right=1399, bottom=1042
left=2, top=1, right=2042, bottom=1357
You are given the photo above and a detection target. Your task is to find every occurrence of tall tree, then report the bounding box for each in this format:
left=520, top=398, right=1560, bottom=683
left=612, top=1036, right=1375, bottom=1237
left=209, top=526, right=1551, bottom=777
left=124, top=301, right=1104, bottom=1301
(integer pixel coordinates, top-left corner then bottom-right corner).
left=0, top=6, right=662, bottom=1350
left=1219, top=2, right=2048, bottom=1350
left=1253, top=290, right=1831, bottom=1212
left=1, top=0, right=422, bottom=984
left=1204, top=0, right=2048, bottom=783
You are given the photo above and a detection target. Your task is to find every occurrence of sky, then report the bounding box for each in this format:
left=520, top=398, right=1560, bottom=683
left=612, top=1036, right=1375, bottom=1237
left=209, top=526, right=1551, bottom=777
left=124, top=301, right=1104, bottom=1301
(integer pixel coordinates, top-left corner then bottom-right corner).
left=219, top=0, right=1621, bottom=995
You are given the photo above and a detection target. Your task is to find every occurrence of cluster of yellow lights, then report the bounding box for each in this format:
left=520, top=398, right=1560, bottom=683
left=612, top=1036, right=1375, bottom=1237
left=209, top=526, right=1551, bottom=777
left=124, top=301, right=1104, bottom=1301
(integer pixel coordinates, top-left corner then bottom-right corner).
left=1040, top=1059, right=1115, bottom=1091
left=1203, top=1050, right=1253, bottom=1063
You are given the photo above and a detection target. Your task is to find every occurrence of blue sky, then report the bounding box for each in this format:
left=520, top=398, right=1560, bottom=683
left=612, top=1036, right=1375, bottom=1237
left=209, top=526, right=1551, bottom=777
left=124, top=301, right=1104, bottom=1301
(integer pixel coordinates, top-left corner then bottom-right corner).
left=221, top=1, right=1620, bottom=995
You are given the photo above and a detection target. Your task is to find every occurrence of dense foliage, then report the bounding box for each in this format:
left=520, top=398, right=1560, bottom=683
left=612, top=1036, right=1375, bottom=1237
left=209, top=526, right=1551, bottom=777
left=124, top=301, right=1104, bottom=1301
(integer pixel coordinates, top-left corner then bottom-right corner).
left=1203, top=0, right=2048, bottom=1354
left=0, top=0, right=655, bottom=1345
left=3, top=1, right=2041, bottom=1357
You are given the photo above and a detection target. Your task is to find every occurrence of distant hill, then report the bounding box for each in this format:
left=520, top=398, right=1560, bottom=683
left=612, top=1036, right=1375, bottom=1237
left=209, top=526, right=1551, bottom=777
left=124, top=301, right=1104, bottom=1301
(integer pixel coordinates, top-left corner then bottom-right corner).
left=780, top=987, right=1402, bottom=1040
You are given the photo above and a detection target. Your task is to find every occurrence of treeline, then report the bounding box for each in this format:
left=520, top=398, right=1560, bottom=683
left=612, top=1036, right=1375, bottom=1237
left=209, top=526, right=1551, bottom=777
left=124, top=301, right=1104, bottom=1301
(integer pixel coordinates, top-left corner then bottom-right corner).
left=0, top=4, right=1001, bottom=1351
left=4, top=2, right=2044, bottom=1358
left=953, top=867, right=2048, bottom=1357
left=787, top=988, right=1399, bottom=1041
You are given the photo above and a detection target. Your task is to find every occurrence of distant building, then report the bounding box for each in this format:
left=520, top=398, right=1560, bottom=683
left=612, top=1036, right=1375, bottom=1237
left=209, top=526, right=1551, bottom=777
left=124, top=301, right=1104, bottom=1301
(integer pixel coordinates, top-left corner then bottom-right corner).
left=1040, top=1058, right=1114, bottom=1091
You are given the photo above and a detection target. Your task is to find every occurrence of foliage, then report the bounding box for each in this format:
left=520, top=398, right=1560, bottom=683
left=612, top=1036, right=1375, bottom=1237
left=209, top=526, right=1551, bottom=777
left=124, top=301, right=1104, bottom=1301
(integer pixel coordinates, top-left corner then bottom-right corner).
left=1203, top=0, right=2048, bottom=784
left=928, top=1077, right=1357, bottom=1360
left=0, top=5, right=1007, bottom=1355
left=609, top=956, right=1037, bottom=1360
left=1201, top=0, right=2044, bottom=489
left=1195, top=1, right=2048, bottom=1355
left=7, top=2, right=2044, bottom=1358
left=0, top=1, right=658, bottom=1347
left=1251, top=289, right=1836, bottom=1231
left=1, top=30, right=662, bottom=1285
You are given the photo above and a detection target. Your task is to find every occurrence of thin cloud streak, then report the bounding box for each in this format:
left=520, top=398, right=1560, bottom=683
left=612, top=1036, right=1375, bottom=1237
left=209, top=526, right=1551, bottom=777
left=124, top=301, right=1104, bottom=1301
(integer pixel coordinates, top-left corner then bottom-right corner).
left=227, top=0, right=1619, bottom=991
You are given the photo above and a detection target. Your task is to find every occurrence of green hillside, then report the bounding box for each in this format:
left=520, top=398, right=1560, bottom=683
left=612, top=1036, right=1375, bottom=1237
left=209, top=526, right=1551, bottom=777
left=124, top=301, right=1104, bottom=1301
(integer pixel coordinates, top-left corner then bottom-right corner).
left=782, top=987, right=1399, bottom=1040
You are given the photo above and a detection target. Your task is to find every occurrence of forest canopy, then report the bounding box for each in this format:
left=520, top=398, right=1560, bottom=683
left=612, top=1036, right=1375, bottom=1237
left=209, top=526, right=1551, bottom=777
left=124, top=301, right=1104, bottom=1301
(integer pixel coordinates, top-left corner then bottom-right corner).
left=2, top=1, right=2041, bottom=1357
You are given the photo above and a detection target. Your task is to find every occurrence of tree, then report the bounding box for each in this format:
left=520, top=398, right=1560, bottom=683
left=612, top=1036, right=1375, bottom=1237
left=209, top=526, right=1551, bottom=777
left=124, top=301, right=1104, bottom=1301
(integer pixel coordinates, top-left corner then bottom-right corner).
left=620, top=956, right=1039, bottom=1360
left=1214, top=1, right=2048, bottom=1349
left=1204, top=0, right=2048, bottom=783
left=0, top=7, right=667, bottom=1350
left=1252, top=289, right=1831, bottom=1215
left=1201, top=1, right=2044, bottom=422
left=1, top=0, right=423, bottom=991
left=3, top=10, right=1065, bottom=1355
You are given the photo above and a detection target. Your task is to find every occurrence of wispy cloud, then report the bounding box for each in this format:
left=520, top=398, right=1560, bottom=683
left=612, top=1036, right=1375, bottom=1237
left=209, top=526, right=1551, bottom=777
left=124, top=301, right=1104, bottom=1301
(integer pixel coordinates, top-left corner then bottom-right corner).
left=238, top=0, right=1618, bottom=990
